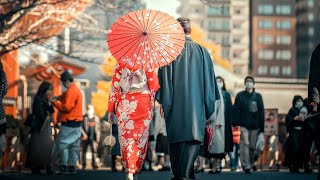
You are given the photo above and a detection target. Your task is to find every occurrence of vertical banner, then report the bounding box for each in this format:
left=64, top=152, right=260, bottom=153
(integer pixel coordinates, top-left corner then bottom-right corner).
left=264, top=109, right=279, bottom=136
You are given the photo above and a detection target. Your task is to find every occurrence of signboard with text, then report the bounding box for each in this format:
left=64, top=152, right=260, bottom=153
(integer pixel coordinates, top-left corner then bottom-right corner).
left=264, top=109, right=279, bottom=136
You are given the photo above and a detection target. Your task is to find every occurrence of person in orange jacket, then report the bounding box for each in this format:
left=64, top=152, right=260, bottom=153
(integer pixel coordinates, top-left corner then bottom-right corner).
left=229, top=126, right=241, bottom=171
left=52, top=70, right=83, bottom=175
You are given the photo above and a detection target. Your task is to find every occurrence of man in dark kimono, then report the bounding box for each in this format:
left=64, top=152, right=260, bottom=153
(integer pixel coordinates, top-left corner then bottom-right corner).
left=307, top=43, right=320, bottom=179
left=156, top=17, right=219, bottom=180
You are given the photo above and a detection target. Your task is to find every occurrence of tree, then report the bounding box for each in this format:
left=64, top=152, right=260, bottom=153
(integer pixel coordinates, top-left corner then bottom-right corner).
left=0, top=0, right=92, bottom=56
left=190, top=25, right=231, bottom=70
left=91, top=55, right=116, bottom=117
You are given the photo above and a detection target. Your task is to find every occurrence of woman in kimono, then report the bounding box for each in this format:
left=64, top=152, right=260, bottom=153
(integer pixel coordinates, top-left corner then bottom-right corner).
left=206, top=76, right=233, bottom=174
left=284, top=95, right=307, bottom=173
left=108, top=63, right=160, bottom=180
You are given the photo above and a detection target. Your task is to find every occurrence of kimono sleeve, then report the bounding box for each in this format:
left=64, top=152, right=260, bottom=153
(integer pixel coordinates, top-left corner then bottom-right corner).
left=202, top=48, right=219, bottom=120
left=108, top=63, right=122, bottom=113
left=156, top=65, right=173, bottom=118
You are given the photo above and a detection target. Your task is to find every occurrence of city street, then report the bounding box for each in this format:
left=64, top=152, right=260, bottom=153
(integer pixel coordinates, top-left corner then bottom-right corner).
left=0, top=170, right=317, bottom=180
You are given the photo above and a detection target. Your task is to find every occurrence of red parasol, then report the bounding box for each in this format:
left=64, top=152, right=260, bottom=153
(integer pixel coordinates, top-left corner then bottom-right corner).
left=107, top=9, right=185, bottom=71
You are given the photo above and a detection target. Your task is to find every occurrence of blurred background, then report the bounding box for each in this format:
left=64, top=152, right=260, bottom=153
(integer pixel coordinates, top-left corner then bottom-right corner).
left=0, top=0, right=319, bottom=173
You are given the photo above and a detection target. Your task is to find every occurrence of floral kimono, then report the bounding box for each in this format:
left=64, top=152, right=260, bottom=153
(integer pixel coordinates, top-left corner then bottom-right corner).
left=108, top=63, right=160, bottom=174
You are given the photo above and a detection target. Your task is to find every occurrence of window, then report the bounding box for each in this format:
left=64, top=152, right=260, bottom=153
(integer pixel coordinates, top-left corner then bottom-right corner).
left=258, top=35, right=273, bottom=45
left=276, top=50, right=292, bottom=60
left=221, top=35, right=230, bottom=45
left=258, top=20, right=273, bottom=29
left=221, top=49, right=230, bottom=58
left=308, top=13, right=314, bottom=22
left=270, top=66, right=280, bottom=75
left=308, top=27, right=315, bottom=36
left=233, top=37, right=241, bottom=43
left=258, top=66, right=268, bottom=75
left=276, top=35, right=291, bottom=45
left=208, top=7, right=220, bottom=16
left=208, top=20, right=230, bottom=31
left=258, top=50, right=274, bottom=60
left=276, top=20, right=291, bottom=29
left=233, top=23, right=242, bottom=29
left=258, top=5, right=273, bottom=15
left=282, top=66, right=292, bottom=76
left=275, top=5, right=291, bottom=15
left=208, top=6, right=229, bottom=16
left=308, top=0, right=314, bottom=7
left=234, top=8, right=241, bottom=14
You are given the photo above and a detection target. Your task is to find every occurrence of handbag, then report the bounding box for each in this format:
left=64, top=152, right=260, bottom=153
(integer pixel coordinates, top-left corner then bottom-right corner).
left=204, top=124, right=213, bottom=151
left=104, top=123, right=116, bottom=147
left=256, top=133, right=265, bottom=152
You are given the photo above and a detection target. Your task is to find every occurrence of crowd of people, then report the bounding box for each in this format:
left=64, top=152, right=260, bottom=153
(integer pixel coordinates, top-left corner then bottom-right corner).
left=0, top=17, right=320, bottom=180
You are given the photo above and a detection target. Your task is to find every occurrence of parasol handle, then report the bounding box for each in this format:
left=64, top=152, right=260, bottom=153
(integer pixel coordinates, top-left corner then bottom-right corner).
left=109, top=123, right=113, bottom=145
left=142, top=31, right=148, bottom=36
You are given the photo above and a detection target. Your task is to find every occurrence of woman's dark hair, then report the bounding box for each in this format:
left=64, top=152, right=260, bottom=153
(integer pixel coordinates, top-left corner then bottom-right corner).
left=177, top=17, right=191, bottom=35
left=216, top=76, right=226, bottom=91
left=36, top=81, right=53, bottom=100
left=292, top=95, right=303, bottom=107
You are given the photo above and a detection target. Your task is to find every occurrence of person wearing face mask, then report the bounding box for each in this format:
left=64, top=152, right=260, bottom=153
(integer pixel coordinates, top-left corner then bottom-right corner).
left=81, top=105, right=101, bottom=169
left=51, top=70, right=83, bottom=174
left=27, top=81, right=55, bottom=174
left=283, top=95, right=307, bottom=173
left=199, top=76, right=233, bottom=174
left=233, top=76, right=265, bottom=174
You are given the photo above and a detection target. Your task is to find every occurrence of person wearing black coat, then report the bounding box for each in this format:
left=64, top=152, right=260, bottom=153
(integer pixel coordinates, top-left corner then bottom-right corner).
left=233, top=76, right=265, bottom=174
left=26, top=81, right=54, bottom=174
left=0, top=61, right=8, bottom=155
left=0, top=61, right=8, bottom=136
left=284, top=95, right=306, bottom=173
left=307, top=43, right=320, bottom=179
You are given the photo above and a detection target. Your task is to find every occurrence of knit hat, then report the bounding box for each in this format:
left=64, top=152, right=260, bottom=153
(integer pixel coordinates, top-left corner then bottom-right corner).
left=60, top=70, right=73, bottom=81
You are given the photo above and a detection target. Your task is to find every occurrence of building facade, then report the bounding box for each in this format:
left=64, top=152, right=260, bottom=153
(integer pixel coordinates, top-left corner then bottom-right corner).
left=178, top=0, right=250, bottom=76
left=250, top=0, right=296, bottom=78
left=296, top=0, right=320, bottom=79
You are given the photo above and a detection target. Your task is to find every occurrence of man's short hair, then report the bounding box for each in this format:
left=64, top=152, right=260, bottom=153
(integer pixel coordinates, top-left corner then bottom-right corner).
left=60, top=70, right=74, bottom=82
left=177, top=17, right=191, bottom=35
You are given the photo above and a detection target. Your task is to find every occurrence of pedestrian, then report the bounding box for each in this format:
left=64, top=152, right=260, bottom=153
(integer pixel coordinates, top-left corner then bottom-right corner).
left=154, top=102, right=170, bottom=171
left=229, top=126, right=241, bottom=171
left=107, top=62, right=160, bottom=180
left=233, top=76, right=265, bottom=174
left=308, top=43, right=320, bottom=179
left=267, top=135, right=279, bottom=170
left=51, top=70, right=83, bottom=174
left=156, top=17, right=219, bottom=180
left=0, top=61, right=8, bottom=155
left=81, top=105, right=101, bottom=169
left=284, top=95, right=307, bottom=173
left=205, top=76, right=233, bottom=174
left=26, top=81, right=55, bottom=174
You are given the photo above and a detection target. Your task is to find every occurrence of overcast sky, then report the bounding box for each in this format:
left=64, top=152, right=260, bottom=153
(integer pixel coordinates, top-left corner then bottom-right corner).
left=145, top=0, right=181, bottom=18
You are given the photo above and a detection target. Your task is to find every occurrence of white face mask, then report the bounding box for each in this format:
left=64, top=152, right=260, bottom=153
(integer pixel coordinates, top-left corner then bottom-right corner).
left=245, top=82, right=254, bottom=89
left=295, top=101, right=303, bottom=109
left=217, top=82, right=223, bottom=89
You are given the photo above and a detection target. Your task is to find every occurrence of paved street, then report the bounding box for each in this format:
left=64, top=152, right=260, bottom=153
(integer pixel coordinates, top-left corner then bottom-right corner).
left=0, top=170, right=317, bottom=180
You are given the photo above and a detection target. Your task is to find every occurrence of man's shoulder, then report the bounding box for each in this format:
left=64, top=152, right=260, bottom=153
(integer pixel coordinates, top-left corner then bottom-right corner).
left=237, top=91, right=247, bottom=96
